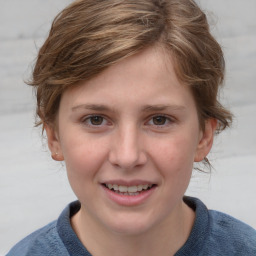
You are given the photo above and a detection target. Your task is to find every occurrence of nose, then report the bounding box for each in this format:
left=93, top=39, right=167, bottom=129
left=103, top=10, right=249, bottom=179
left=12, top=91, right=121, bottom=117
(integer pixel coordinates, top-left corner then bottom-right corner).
left=108, top=125, right=147, bottom=170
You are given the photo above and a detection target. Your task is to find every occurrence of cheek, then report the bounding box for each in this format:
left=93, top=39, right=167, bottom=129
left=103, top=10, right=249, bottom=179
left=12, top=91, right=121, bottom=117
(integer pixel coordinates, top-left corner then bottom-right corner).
left=62, top=140, right=109, bottom=203
left=60, top=136, right=108, bottom=182
left=147, top=135, right=197, bottom=214
left=149, top=133, right=198, bottom=176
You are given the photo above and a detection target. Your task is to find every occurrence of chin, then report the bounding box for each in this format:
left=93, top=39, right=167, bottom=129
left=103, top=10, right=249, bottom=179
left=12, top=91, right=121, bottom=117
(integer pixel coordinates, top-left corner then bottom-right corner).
left=102, top=211, right=162, bottom=236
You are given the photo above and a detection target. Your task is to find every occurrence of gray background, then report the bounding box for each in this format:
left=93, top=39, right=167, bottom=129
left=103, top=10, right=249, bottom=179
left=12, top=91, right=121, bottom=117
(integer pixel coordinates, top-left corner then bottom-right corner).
left=0, top=0, right=256, bottom=254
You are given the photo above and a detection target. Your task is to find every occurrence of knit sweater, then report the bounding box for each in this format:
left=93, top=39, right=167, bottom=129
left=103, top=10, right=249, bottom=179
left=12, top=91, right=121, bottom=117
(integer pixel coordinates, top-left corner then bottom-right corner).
left=7, top=197, right=256, bottom=255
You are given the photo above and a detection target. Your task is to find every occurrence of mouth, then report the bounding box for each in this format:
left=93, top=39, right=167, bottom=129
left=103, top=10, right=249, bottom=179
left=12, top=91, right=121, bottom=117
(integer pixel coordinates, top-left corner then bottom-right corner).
left=102, top=183, right=157, bottom=196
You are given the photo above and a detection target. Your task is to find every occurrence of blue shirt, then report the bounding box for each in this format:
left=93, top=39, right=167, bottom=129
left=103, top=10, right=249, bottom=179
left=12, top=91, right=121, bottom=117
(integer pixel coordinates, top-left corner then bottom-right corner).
left=7, top=197, right=256, bottom=255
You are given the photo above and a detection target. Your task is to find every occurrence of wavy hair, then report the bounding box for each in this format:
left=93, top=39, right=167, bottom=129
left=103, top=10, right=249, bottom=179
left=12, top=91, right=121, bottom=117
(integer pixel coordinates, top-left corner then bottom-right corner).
left=29, top=0, right=232, bottom=137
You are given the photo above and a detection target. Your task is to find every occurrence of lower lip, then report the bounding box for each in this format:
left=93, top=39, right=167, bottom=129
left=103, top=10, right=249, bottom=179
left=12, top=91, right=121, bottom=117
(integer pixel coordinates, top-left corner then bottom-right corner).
left=101, top=185, right=157, bottom=206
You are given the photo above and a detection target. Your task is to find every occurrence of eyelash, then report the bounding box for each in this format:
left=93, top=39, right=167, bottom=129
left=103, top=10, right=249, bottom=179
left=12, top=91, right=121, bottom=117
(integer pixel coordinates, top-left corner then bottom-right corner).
left=81, top=114, right=175, bottom=128
left=81, top=115, right=110, bottom=127
left=146, top=114, right=174, bottom=127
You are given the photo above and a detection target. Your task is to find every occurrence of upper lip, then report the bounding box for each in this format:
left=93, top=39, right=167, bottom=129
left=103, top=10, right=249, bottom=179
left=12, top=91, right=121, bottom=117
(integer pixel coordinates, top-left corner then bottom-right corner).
left=101, top=179, right=156, bottom=186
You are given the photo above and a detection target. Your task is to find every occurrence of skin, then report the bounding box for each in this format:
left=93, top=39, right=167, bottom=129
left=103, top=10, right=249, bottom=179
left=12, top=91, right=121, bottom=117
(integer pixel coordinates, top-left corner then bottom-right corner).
left=46, top=46, right=216, bottom=256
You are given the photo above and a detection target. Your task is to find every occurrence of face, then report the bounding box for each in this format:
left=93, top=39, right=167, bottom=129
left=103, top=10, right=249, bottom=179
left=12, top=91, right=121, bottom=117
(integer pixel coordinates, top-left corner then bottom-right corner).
left=46, top=46, right=215, bottom=236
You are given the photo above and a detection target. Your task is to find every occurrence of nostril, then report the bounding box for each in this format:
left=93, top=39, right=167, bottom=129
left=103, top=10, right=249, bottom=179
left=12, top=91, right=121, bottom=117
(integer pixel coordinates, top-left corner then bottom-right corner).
left=108, top=150, right=147, bottom=169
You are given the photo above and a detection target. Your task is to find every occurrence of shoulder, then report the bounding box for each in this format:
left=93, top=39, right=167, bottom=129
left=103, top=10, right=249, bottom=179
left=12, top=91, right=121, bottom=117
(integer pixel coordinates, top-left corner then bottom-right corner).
left=180, top=197, right=256, bottom=256
left=6, top=221, right=68, bottom=256
left=208, top=210, right=256, bottom=254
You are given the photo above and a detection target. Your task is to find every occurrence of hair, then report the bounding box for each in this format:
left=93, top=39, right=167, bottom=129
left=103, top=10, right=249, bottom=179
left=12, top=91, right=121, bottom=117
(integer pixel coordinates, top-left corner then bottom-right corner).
left=28, top=0, right=232, bottom=166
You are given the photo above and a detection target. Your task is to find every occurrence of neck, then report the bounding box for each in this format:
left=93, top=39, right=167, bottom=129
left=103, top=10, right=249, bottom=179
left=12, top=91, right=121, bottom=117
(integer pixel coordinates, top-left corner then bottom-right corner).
left=71, top=201, right=195, bottom=256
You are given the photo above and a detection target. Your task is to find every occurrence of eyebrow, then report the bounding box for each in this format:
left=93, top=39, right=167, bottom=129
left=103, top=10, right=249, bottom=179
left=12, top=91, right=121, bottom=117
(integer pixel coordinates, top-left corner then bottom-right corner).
left=72, top=104, right=186, bottom=112
left=141, top=104, right=186, bottom=112
left=71, top=104, right=114, bottom=112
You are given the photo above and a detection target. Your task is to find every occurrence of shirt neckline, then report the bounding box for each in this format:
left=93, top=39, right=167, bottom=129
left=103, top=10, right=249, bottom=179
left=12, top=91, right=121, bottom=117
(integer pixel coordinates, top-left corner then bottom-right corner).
left=57, top=201, right=92, bottom=256
left=174, top=196, right=210, bottom=255
left=57, top=197, right=210, bottom=256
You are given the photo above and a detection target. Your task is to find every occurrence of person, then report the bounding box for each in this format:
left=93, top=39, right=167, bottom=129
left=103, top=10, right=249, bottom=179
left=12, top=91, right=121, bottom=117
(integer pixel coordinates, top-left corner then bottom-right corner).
left=7, top=0, right=256, bottom=255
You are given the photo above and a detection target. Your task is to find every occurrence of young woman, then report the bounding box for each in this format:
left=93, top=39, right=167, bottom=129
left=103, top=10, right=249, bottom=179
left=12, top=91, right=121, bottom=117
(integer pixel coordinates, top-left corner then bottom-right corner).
left=7, top=0, right=256, bottom=255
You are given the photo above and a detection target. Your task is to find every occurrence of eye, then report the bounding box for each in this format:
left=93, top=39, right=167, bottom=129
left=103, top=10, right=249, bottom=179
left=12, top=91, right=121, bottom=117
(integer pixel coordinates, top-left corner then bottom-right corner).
left=89, top=116, right=104, bottom=125
left=147, top=115, right=173, bottom=127
left=152, top=116, right=168, bottom=125
left=82, top=115, right=108, bottom=127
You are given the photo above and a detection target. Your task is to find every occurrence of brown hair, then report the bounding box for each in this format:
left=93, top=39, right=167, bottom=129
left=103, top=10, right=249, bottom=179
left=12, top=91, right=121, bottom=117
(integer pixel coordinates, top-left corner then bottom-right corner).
left=29, top=0, right=232, bottom=133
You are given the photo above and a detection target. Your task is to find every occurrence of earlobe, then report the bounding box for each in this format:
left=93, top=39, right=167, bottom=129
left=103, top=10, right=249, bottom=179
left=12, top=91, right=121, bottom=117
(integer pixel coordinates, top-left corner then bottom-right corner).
left=194, top=119, right=217, bottom=162
left=44, top=124, right=64, bottom=161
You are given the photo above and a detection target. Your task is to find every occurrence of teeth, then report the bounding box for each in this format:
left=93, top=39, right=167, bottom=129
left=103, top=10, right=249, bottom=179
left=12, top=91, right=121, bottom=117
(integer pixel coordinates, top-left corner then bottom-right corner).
left=107, top=184, right=113, bottom=190
left=113, top=184, right=119, bottom=191
left=119, top=185, right=128, bottom=192
left=106, top=184, right=153, bottom=193
left=127, top=186, right=137, bottom=193
left=137, top=185, right=143, bottom=191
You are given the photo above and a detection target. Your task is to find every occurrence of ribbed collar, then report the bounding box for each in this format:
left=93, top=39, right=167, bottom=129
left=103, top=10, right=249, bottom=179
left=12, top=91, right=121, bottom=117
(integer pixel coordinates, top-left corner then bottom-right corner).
left=175, top=196, right=210, bottom=255
left=57, top=197, right=210, bottom=256
left=57, top=201, right=92, bottom=256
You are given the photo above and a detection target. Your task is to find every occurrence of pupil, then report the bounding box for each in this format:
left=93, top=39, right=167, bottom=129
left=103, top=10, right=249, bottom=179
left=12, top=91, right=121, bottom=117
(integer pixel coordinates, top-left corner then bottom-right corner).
left=153, top=116, right=166, bottom=125
left=91, top=116, right=103, bottom=125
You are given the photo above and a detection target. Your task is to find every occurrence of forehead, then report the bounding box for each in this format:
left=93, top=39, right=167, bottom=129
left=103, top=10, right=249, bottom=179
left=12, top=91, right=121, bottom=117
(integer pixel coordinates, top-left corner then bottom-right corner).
left=60, top=46, right=195, bottom=111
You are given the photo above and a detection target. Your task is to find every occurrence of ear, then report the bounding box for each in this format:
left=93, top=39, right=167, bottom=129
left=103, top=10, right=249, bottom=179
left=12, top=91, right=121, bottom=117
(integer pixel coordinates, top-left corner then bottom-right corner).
left=44, top=124, right=64, bottom=161
left=194, top=119, right=217, bottom=162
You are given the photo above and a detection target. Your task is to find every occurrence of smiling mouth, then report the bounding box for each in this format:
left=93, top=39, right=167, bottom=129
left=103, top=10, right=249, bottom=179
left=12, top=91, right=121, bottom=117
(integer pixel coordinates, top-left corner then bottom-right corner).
left=103, top=183, right=156, bottom=196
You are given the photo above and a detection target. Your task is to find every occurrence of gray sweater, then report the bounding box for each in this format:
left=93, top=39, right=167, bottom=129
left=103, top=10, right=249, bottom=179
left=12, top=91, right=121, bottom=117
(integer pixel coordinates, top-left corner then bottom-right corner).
left=7, top=197, right=256, bottom=255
